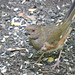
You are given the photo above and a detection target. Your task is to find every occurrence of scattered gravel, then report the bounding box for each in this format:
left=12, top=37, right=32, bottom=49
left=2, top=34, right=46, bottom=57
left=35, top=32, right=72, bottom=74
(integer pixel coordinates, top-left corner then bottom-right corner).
left=0, top=0, right=75, bottom=75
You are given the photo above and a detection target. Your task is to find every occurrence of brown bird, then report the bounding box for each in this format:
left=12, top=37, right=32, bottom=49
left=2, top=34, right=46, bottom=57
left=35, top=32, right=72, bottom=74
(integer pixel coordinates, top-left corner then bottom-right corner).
left=25, top=1, right=75, bottom=69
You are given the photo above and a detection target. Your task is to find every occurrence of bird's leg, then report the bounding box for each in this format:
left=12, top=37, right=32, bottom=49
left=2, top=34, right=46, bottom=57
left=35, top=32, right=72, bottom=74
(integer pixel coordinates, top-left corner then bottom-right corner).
left=51, top=50, right=62, bottom=70
left=31, top=44, right=46, bottom=63
left=36, top=42, right=50, bottom=63
left=36, top=52, right=45, bottom=63
left=30, top=52, right=45, bottom=64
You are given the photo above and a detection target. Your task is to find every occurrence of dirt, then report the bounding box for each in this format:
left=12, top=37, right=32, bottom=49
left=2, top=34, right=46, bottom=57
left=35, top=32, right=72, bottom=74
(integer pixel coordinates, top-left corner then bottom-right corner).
left=0, top=0, right=75, bottom=75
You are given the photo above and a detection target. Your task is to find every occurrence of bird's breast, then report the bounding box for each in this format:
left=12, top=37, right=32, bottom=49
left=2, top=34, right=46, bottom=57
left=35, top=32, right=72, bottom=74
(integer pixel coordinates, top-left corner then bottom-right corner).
left=29, top=39, right=43, bottom=50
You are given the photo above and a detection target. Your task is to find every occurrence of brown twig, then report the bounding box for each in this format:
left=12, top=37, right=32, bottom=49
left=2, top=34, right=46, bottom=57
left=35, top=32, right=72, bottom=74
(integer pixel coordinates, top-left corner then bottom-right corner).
left=6, top=48, right=26, bottom=51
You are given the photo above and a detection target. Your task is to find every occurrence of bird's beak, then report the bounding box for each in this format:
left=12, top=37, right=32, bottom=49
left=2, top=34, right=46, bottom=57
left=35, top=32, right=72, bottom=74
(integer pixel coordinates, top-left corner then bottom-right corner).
left=24, top=30, right=30, bottom=36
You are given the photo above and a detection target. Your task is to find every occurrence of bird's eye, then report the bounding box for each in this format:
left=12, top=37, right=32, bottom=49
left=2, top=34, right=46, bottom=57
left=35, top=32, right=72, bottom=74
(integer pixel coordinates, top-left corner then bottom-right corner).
left=32, top=30, right=35, bottom=32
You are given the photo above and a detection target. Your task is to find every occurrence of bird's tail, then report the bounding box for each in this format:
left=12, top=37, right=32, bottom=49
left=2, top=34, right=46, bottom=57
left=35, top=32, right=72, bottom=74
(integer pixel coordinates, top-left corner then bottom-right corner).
left=63, top=1, right=75, bottom=21
left=59, top=1, right=75, bottom=32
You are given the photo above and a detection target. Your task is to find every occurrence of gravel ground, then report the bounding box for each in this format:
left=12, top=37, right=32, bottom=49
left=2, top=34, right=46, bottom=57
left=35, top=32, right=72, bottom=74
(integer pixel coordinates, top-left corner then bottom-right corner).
left=0, top=0, right=75, bottom=75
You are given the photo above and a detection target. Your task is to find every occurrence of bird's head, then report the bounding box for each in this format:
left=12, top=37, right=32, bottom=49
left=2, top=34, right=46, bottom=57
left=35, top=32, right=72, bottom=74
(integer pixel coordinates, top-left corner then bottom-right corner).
left=25, top=25, right=42, bottom=39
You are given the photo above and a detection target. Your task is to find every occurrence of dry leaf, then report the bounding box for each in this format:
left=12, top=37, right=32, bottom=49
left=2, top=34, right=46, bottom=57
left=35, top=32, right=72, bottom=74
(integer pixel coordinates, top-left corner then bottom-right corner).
left=18, top=13, right=23, bottom=17
left=48, top=57, right=54, bottom=62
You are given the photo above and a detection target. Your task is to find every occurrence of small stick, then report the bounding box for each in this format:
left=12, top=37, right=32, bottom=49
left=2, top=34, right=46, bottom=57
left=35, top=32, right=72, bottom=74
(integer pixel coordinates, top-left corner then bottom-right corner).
left=36, top=52, right=45, bottom=63
left=6, top=48, right=26, bottom=51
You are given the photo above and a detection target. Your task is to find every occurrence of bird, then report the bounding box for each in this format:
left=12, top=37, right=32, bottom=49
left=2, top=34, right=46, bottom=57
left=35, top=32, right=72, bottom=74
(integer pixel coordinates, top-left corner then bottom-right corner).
left=25, top=1, right=75, bottom=69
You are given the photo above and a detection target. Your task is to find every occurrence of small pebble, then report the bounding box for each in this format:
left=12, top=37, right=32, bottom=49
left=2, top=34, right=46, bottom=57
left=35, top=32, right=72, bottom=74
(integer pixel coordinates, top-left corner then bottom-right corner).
left=1, top=4, right=5, bottom=8
left=5, top=51, right=11, bottom=55
left=1, top=68, right=7, bottom=73
left=66, top=62, right=70, bottom=65
left=69, top=67, right=72, bottom=71
left=28, top=53, right=33, bottom=58
left=14, top=8, right=19, bottom=11
left=63, top=59, right=68, bottom=62
left=20, top=53, right=25, bottom=56
left=57, top=5, right=60, bottom=10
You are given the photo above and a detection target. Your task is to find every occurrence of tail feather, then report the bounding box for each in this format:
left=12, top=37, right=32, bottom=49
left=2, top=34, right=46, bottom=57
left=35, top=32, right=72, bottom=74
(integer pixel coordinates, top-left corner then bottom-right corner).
left=59, top=1, right=75, bottom=37
left=64, top=1, right=75, bottom=21
left=59, top=1, right=75, bottom=29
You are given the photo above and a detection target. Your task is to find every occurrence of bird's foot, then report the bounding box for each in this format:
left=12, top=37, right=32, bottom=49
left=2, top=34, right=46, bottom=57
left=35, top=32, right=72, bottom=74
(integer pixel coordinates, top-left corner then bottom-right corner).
left=51, top=59, right=60, bottom=70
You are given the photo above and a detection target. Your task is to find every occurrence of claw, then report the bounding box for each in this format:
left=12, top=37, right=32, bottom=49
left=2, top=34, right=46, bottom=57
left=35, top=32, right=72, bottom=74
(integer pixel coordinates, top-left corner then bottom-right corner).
left=51, top=60, right=60, bottom=70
